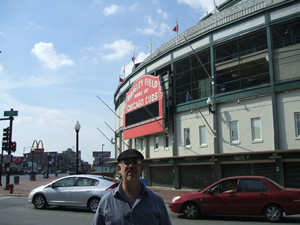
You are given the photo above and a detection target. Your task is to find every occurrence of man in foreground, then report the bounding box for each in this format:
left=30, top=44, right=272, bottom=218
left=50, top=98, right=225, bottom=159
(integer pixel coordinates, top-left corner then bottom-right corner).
left=92, top=148, right=172, bottom=225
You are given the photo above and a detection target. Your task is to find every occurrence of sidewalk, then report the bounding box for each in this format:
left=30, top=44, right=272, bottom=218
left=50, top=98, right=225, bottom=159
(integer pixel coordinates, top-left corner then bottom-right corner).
left=0, top=175, right=191, bottom=203
left=0, top=175, right=60, bottom=197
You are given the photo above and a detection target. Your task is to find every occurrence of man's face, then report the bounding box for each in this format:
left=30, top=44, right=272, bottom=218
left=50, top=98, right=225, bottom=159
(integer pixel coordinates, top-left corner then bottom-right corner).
left=118, top=158, right=144, bottom=181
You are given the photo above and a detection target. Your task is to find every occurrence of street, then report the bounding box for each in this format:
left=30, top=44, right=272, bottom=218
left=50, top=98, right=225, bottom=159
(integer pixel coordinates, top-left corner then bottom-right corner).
left=1, top=195, right=300, bottom=225
left=1, top=174, right=300, bottom=225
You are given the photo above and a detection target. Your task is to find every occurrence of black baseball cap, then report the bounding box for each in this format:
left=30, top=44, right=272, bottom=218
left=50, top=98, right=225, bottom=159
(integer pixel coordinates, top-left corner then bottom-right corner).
left=117, top=149, right=144, bottom=162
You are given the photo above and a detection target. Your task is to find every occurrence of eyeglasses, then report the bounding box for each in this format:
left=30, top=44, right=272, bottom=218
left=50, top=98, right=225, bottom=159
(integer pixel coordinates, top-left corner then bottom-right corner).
left=120, top=160, right=142, bottom=167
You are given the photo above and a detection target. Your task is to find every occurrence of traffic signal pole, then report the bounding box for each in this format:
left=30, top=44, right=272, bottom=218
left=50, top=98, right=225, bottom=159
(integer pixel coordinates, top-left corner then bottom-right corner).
left=0, top=145, right=3, bottom=186
left=4, top=114, right=14, bottom=190
left=1, top=108, right=17, bottom=190
left=0, top=119, right=10, bottom=187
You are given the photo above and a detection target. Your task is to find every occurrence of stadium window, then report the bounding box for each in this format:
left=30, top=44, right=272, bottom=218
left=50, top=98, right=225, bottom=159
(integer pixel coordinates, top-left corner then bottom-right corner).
left=215, top=30, right=269, bottom=94
left=230, top=121, right=239, bottom=144
left=174, top=49, right=211, bottom=105
left=135, top=138, right=139, bottom=149
left=141, top=138, right=144, bottom=151
left=251, top=118, right=262, bottom=142
left=155, top=135, right=159, bottom=150
left=165, top=134, right=169, bottom=149
left=199, top=125, right=207, bottom=146
left=184, top=128, right=191, bottom=147
left=272, top=19, right=300, bottom=50
left=295, top=113, right=300, bottom=138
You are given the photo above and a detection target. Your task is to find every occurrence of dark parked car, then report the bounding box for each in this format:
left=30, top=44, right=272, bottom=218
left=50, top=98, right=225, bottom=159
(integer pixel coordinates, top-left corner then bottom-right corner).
left=169, top=176, right=300, bottom=222
left=29, top=174, right=118, bottom=212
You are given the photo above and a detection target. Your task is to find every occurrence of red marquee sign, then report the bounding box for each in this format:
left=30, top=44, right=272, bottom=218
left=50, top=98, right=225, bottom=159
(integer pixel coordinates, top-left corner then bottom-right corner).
left=123, top=75, right=164, bottom=139
left=12, top=156, right=23, bottom=164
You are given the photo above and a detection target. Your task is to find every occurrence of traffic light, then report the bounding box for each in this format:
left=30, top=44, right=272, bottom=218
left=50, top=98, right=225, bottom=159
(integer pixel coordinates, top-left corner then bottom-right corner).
left=11, top=141, right=17, bottom=152
left=2, top=142, right=9, bottom=152
left=3, top=127, right=10, bottom=142
left=2, top=127, right=10, bottom=152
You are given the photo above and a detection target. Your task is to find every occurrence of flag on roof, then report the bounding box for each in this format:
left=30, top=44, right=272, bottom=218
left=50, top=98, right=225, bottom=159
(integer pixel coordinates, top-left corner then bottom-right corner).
left=173, top=19, right=178, bottom=44
left=119, top=64, right=125, bottom=83
left=146, top=42, right=151, bottom=49
left=214, top=0, right=219, bottom=13
left=173, top=24, right=178, bottom=32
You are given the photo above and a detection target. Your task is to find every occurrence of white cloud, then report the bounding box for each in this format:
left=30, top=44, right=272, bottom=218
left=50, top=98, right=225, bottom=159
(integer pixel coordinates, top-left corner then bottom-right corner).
left=136, top=16, right=170, bottom=36
left=156, top=8, right=168, bottom=19
left=84, top=46, right=97, bottom=51
left=129, top=3, right=138, bottom=11
left=101, top=39, right=135, bottom=60
left=32, top=42, right=74, bottom=70
left=178, top=0, right=224, bottom=12
left=103, top=4, right=120, bottom=16
left=25, top=22, right=44, bottom=29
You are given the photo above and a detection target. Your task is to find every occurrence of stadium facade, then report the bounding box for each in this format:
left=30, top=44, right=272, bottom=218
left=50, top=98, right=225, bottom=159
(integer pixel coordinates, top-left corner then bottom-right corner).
left=113, top=0, right=300, bottom=189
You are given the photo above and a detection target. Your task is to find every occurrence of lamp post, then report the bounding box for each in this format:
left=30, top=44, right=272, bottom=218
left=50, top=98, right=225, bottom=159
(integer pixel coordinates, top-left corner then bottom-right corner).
left=207, top=97, right=215, bottom=114
left=46, top=152, right=50, bottom=178
left=102, top=144, right=104, bottom=172
left=31, top=148, right=35, bottom=181
left=74, top=121, right=81, bottom=175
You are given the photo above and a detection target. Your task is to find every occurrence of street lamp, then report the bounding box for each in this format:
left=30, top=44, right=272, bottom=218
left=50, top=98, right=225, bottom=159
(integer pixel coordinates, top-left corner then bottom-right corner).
left=46, top=152, right=50, bottom=178
left=207, top=97, right=215, bottom=114
left=74, top=121, right=81, bottom=175
left=31, top=148, right=36, bottom=181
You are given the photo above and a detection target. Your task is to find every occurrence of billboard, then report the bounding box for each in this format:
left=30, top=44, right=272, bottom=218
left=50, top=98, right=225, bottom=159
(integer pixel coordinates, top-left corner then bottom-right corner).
left=123, top=74, right=164, bottom=139
left=12, top=156, right=24, bottom=164
left=93, top=151, right=111, bottom=158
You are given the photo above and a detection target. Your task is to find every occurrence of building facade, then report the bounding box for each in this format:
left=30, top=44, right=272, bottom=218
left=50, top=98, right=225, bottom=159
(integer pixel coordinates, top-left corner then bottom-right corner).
left=113, top=0, right=300, bottom=189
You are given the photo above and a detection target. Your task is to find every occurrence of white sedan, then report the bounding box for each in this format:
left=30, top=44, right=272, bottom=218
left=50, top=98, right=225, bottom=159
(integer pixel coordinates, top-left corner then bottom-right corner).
left=28, top=174, right=118, bottom=212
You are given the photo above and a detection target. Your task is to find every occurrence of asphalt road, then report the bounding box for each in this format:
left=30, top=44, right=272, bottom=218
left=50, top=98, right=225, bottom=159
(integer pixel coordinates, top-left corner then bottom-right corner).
left=1, top=195, right=300, bottom=225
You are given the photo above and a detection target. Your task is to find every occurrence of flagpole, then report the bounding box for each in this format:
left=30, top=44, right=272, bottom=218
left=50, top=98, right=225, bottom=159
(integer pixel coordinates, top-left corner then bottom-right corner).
left=176, top=18, right=178, bottom=44
left=173, top=18, right=178, bottom=44
left=176, top=18, right=178, bottom=43
left=150, top=37, right=152, bottom=55
left=147, top=37, right=152, bottom=58
left=123, top=64, right=125, bottom=78
left=214, top=0, right=218, bottom=26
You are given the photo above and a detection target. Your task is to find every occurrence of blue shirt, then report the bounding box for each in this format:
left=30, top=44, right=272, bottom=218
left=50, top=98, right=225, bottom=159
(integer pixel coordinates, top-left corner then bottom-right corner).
left=92, top=182, right=172, bottom=225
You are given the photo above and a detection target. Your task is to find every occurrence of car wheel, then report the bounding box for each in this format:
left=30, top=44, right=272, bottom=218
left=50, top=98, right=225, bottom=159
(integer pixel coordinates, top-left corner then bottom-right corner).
left=33, top=194, right=47, bottom=209
left=88, top=197, right=100, bottom=213
left=263, top=204, right=283, bottom=222
left=182, top=202, right=200, bottom=219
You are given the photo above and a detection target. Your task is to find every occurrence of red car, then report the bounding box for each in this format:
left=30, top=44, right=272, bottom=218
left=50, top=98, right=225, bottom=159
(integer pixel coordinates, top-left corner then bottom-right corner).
left=169, top=176, right=300, bottom=222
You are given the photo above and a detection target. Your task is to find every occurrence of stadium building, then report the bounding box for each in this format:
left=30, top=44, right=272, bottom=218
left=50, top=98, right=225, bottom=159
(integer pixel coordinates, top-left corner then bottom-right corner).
left=113, top=0, right=300, bottom=189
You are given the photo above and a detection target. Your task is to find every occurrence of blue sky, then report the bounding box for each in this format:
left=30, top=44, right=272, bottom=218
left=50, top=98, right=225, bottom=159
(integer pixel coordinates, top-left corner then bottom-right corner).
left=0, top=0, right=225, bottom=164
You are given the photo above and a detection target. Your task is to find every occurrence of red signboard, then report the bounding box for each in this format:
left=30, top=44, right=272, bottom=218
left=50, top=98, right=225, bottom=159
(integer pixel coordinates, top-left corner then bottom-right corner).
left=31, top=148, right=44, bottom=154
left=12, top=156, right=23, bottom=164
left=124, top=74, right=164, bottom=139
